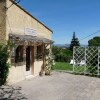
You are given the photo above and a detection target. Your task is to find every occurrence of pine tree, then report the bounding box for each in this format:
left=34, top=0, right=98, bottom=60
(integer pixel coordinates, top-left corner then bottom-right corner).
left=70, top=32, right=80, bottom=51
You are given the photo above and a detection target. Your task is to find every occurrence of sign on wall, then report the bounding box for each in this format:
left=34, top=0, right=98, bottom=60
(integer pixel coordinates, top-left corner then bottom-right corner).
left=25, top=28, right=37, bottom=36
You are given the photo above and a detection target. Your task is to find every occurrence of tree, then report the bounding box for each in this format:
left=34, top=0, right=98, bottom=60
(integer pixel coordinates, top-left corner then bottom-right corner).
left=88, top=36, right=100, bottom=46
left=70, top=32, right=80, bottom=51
left=87, top=37, right=100, bottom=74
left=52, top=46, right=73, bottom=62
left=52, top=46, right=61, bottom=55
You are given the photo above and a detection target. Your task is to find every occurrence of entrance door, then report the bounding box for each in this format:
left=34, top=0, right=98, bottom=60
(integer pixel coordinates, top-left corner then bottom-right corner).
left=26, top=46, right=31, bottom=76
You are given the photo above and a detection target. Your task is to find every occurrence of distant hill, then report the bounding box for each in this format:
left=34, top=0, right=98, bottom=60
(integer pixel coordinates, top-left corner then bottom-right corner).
left=81, top=44, right=88, bottom=47
left=53, top=44, right=70, bottom=48
left=53, top=44, right=88, bottom=48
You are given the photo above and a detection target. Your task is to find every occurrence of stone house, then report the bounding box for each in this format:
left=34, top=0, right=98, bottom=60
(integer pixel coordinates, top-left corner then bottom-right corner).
left=0, top=0, right=53, bottom=84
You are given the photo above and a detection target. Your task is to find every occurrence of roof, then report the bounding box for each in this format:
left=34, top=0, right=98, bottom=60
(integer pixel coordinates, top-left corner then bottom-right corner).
left=9, top=0, right=53, bottom=33
left=9, top=33, right=53, bottom=44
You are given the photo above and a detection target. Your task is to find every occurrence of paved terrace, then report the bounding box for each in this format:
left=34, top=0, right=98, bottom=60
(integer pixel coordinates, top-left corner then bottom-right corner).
left=14, top=71, right=100, bottom=100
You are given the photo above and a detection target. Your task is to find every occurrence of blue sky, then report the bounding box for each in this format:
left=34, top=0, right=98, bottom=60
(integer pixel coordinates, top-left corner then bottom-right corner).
left=19, top=0, right=100, bottom=45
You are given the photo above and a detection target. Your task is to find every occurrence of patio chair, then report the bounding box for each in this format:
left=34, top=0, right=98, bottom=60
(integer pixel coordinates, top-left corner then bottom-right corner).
left=80, top=60, right=85, bottom=66
left=70, top=59, right=76, bottom=65
left=52, top=60, right=55, bottom=65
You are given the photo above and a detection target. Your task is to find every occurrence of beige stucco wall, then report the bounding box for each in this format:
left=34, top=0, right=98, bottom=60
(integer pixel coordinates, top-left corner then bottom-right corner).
left=6, top=0, right=52, bottom=41
left=34, top=61, right=43, bottom=77
left=8, top=65, right=26, bottom=84
left=0, top=0, right=6, bottom=43
left=8, top=61, right=43, bottom=84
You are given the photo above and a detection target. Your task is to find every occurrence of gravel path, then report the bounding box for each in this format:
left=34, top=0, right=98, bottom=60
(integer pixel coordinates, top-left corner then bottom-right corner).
left=13, top=71, right=100, bottom=100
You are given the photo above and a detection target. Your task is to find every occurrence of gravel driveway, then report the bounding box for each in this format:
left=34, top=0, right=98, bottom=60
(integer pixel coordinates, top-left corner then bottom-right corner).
left=14, top=71, right=100, bottom=100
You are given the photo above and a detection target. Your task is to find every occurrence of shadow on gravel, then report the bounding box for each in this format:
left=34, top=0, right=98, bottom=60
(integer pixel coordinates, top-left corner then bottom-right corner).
left=0, top=85, right=27, bottom=100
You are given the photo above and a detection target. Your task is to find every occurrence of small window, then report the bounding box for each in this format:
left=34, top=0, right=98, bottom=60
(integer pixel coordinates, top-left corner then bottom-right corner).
left=15, top=46, right=23, bottom=63
left=36, top=45, right=43, bottom=60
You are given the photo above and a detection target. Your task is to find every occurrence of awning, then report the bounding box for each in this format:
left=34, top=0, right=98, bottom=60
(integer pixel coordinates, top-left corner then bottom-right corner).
left=9, top=33, right=53, bottom=44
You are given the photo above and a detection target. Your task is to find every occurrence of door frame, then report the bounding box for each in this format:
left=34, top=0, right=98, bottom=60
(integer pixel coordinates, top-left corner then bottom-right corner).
left=25, top=46, right=34, bottom=76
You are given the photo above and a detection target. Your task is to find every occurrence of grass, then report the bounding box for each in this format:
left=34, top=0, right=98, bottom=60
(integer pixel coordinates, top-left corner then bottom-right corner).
left=53, top=62, right=85, bottom=72
left=53, top=62, right=100, bottom=78
left=53, top=62, right=73, bottom=71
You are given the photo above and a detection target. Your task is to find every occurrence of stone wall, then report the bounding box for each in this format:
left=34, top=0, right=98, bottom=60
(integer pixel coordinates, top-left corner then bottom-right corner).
left=0, top=0, right=6, bottom=44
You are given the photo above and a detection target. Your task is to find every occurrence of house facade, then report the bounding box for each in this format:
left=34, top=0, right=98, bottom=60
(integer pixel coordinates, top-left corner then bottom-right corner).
left=0, top=0, right=53, bottom=84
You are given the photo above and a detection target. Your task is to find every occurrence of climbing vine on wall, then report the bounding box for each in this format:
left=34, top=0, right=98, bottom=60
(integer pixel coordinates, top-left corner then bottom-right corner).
left=0, top=41, right=13, bottom=86
left=45, top=48, right=54, bottom=75
left=0, top=45, right=10, bottom=86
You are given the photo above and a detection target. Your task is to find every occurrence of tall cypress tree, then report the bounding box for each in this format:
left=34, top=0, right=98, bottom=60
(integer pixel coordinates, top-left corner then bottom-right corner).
left=70, top=32, right=80, bottom=51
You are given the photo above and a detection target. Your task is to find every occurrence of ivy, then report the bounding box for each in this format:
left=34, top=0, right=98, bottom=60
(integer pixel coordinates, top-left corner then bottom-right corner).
left=0, top=45, right=10, bottom=86
left=45, top=48, right=54, bottom=75
left=0, top=40, right=13, bottom=86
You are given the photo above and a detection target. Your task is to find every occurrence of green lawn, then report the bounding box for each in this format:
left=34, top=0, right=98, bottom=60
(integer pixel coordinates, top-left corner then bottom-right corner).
left=53, top=62, right=99, bottom=76
left=53, top=62, right=73, bottom=71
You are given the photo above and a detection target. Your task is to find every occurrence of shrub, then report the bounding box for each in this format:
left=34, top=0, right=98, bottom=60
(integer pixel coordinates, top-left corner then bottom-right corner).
left=52, top=46, right=73, bottom=62
left=0, top=45, right=10, bottom=86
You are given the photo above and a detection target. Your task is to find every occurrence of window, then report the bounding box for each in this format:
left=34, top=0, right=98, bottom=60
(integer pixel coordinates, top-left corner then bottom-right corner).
left=36, top=45, right=43, bottom=60
left=15, top=46, right=23, bottom=63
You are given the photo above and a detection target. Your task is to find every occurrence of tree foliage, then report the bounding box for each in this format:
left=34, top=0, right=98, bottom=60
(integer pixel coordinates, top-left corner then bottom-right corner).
left=0, top=45, right=10, bottom=86
left=88, top=37, right=100, bottom=74
left=0, top=41, right=13, bottom=86
left=52, top=46, right=72, bottom=62
left=70, top=32, right=80, bottom=51
left=88, top=36, right=100, bottom=46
